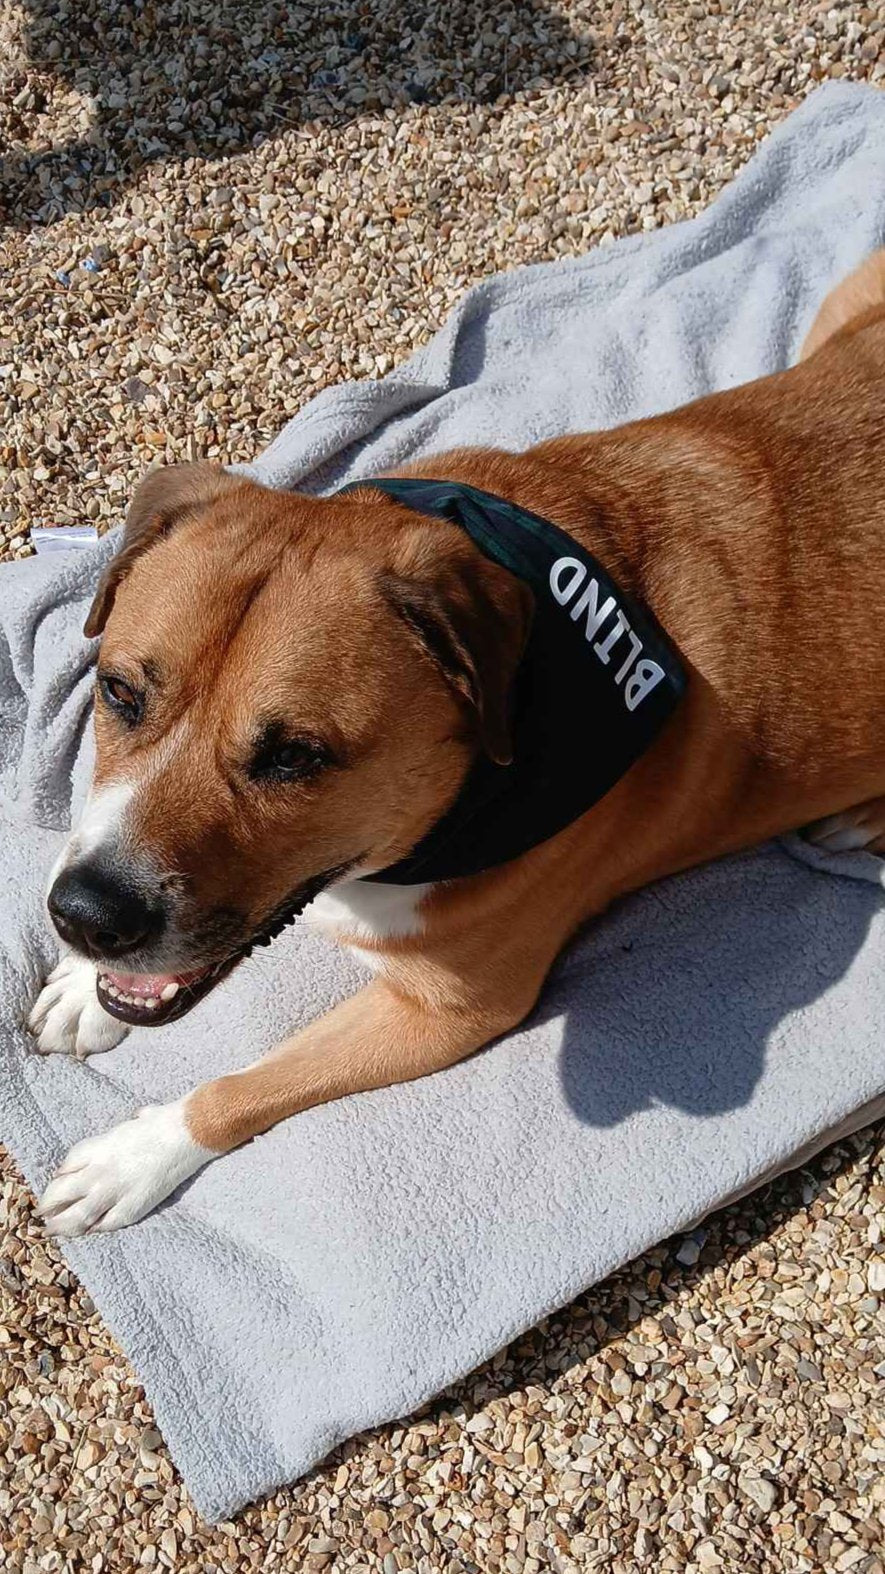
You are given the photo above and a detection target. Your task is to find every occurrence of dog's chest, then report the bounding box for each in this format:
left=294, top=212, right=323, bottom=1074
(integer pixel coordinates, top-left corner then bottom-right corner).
left=305, top=878, right=432, bottom=968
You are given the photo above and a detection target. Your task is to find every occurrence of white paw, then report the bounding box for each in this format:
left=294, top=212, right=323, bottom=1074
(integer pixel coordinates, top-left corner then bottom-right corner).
left=28, top=953, right=129, bottom=1058
left=804, top=804, right=885, bottom=855
left=37, top=1102, right=210, bottom=1236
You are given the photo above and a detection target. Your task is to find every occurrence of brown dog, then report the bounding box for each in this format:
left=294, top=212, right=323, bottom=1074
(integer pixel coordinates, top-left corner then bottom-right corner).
left=31, top=250, right=885, bottom=1235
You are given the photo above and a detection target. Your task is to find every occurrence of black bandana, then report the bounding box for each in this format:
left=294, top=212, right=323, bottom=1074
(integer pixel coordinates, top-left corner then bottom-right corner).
left=341, top=478, right=686, bottom=885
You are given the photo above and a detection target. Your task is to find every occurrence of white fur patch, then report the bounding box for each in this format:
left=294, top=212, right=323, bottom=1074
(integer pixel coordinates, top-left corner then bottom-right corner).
left=48, top=781, right=136, bottom=896
left=306, top=877, right=433, bottom=943
left=72, top=780, right=136, bottom=858
left=52, top=728, right=191, bottom=890
left=28, top=952, right=129, bottom=1058
left=37, top=1101, right=211, bottom=1235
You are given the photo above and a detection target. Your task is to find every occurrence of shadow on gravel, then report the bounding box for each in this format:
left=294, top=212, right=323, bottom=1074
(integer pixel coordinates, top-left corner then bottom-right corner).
left=1, top=0, right=595, bottom=228
left=319, top=1118, right=883, bottom=1542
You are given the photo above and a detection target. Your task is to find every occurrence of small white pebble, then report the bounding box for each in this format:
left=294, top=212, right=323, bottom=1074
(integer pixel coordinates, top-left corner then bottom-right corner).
left=739, top=1474, right=778, bottom=1513
left=706, top=1403, right=731, bottom=1425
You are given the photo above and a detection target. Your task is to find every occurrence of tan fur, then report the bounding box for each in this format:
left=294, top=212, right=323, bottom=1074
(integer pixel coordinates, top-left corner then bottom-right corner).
left=85, top=251, right=885, bottom=1157
left=800, top=248, right=885, bottom=360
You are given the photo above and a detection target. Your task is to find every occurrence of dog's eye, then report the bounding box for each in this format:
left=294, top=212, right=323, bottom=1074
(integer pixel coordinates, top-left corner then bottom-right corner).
left=250, top=730, right=333, bottom=783
left=98, top=672, right=143, bottom=724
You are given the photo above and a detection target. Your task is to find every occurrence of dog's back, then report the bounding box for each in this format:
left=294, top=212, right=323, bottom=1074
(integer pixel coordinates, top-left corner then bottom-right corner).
left=801, top=247, right=885, bottom=359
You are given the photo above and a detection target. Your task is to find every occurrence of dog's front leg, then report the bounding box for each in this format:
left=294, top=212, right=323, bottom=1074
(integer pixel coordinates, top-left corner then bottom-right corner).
left=36, top=978, right=516, bottom=1236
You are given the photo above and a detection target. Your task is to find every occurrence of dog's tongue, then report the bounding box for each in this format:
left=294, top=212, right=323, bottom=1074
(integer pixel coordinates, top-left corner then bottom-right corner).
left=102, top=968, right=202, bottom=998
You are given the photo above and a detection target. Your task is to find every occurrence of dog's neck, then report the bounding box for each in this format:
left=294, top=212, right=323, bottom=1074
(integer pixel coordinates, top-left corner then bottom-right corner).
left=345, top=474, right=685, bottom=886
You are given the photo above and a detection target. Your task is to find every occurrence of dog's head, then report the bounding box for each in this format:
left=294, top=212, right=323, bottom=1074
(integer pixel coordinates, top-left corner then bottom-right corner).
left=47, top=464, right=532, bottom=1025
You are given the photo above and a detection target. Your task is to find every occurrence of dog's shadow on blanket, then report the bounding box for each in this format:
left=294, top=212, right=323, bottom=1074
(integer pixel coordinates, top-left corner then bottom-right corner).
left=3, top=0, right=594, bottom=228
left=548, top=850, right=884, bottom=1129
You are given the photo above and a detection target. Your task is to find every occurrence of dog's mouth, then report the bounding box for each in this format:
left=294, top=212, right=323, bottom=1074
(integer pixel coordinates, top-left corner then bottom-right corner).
left=96, top=956, right=239, bottom=1026
left=95, top=864, right=351, bottom=1028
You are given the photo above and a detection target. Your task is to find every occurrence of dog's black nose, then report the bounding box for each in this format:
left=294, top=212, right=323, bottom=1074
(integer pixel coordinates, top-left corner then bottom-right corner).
left=47, top=864, right=163, bottom=958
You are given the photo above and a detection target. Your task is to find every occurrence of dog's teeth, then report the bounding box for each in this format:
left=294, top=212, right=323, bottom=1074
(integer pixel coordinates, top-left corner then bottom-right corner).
left=106, top=986, right=119, bottom=999
left=143, top=997, right=159, bottom=1010
left=160, top=981, right=180, bottom=1001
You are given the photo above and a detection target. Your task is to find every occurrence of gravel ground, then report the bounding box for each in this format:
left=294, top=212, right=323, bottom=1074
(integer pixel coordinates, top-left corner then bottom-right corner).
left=1, top=0, right=885, bottom=1568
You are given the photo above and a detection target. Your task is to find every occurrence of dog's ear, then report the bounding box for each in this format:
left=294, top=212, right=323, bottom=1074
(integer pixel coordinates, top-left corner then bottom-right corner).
left=84, top=463, right=237, bottom=638
left=380, top=529, right=533, bottom=767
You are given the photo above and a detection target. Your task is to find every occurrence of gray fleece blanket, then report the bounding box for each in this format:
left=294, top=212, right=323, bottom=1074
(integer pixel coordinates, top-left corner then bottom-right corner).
left=3, top=82, right=885, bottom=1520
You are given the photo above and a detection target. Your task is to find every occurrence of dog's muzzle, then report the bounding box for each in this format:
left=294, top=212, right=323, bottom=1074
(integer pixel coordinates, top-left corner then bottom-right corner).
left=49, top=862, right=352, bottom=1028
